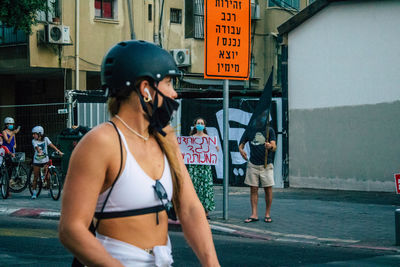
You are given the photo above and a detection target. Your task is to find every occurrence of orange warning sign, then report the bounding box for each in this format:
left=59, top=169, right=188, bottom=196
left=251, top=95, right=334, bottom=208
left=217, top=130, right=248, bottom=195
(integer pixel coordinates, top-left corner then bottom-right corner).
left=204, top=0, right=251, bottom=80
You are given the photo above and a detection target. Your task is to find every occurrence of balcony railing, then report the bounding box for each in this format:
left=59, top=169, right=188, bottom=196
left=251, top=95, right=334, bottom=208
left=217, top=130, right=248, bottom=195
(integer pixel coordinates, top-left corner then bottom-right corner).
left=0, top=25, right=28, bottom=46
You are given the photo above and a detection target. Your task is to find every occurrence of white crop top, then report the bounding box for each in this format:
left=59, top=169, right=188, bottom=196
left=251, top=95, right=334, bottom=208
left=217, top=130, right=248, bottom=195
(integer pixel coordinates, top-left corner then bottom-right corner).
left=95, top=128, right=173, bottom=215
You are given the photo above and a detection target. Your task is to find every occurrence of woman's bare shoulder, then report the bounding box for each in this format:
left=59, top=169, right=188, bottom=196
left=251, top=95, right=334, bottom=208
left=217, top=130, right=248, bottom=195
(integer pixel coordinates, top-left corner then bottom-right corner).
left=74, top=122, right=118, bottom=150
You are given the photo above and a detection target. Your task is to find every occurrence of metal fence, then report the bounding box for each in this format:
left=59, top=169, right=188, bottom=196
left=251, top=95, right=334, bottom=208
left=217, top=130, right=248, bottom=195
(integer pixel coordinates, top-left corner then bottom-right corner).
left=0, top=103, right=70, bottom=162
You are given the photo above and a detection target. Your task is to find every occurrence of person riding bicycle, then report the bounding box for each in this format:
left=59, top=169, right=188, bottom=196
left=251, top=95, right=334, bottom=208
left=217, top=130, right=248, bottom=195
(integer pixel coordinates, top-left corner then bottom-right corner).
left=31, top=126, right=63, bottom=199
left=0, top=133, right=15, bottom=167
left=0, top=133, right=15, bottom=198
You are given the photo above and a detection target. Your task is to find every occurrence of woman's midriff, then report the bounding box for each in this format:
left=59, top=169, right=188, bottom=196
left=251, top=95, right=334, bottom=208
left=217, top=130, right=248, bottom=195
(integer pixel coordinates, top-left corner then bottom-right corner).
left=97, top=211, right=169, bottom=249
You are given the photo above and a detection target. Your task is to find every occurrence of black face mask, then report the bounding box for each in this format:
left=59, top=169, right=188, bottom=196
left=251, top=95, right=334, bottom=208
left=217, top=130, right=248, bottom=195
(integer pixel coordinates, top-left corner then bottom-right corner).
left=140, top=88, right=179, bottom=136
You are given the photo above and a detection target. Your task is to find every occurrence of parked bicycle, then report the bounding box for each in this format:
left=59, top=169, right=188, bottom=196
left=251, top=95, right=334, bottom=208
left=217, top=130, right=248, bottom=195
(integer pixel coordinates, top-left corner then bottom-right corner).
left=28, top=152, right=62, bottom=200
left=0, top=155, right=9, bottom=199
left=8, top=152, right=29, bottom=193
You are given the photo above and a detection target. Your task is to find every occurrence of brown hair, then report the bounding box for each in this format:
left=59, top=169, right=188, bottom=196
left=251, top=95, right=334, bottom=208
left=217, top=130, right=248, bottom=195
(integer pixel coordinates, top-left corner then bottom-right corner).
left=107, top=91, right=182, bottom=212
left=154, top=133, right=182, bottom=211
left=108, top=79, right=143, bottom=116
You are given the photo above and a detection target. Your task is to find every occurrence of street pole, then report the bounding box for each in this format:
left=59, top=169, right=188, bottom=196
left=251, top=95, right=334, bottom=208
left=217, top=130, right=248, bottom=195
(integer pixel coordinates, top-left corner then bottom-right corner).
left=223, top=79, right=229, bottom=220
left=396, top=209, right=400, bottom=246
left=127, top=0, right=136, bottom=39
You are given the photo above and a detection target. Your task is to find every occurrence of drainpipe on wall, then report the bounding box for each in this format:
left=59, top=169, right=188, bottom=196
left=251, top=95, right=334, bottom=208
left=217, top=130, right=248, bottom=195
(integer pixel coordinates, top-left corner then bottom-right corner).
left=127, top=0, right=136, bottom=39
left=158, top=0, right=165, bottom=48
left=153, top=1, right=158, bottom=44
left=75, top=0, right=79, bottom=92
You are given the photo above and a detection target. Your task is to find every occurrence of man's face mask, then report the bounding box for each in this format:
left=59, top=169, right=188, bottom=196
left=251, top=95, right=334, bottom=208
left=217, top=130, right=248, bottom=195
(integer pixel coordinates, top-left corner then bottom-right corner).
left=8, top=125, right=14, bottom=130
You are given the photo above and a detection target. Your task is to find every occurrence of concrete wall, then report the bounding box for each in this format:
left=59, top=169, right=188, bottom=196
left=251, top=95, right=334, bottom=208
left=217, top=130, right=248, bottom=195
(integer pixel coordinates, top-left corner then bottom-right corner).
left=287, top=0, right=400, bottom=191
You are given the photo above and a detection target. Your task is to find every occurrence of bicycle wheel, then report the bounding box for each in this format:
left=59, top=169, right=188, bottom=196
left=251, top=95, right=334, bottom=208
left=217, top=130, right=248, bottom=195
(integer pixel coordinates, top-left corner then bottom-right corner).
left=28, top=167, right=42, bottom=197
left=49, top=169, right=61, bottom=200
left=9, top=165, right=28, bottom=193
left=1, top=167, right=9, bottom=199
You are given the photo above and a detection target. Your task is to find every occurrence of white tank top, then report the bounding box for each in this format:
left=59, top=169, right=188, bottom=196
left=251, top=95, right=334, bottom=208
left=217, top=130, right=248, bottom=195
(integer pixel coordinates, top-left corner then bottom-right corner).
left=95, top=128, right=173, bottom=214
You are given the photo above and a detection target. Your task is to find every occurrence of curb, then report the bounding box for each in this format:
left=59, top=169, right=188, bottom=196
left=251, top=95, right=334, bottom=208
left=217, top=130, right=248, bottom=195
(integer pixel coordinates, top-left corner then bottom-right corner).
left=208, top=221, right=400, bottom=253
left=2, top=207, right=399, bottom=253
left=0, top=207, right=60, bottom=220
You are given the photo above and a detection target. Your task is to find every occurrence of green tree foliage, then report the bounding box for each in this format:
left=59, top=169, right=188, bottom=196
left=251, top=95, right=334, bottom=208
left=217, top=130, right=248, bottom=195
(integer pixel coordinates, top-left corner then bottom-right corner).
left=0, top=0, right=47, bottom=34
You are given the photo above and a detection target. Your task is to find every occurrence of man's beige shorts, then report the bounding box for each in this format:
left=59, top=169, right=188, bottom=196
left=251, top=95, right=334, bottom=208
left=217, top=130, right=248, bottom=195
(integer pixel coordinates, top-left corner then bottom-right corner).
left=244, top=162, right=275, bottom=188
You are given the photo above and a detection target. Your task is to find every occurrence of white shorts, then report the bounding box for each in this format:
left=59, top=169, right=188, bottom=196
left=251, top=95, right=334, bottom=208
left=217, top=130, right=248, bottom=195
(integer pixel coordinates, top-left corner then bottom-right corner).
left=96, top=232, right=173, bottom=267
left=244, top=162, right=275, bottom=188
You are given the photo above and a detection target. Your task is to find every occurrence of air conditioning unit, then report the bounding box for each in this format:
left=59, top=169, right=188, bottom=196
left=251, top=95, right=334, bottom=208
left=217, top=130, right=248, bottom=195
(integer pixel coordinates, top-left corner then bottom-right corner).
left=170, top=49, right=190, bottom=67
left=45, top=24, right=71, bottom=44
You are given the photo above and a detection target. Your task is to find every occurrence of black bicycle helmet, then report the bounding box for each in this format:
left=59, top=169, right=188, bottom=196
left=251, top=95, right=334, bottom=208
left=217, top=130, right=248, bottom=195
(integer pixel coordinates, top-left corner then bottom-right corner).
left=101, top=40, right=181, bottom=97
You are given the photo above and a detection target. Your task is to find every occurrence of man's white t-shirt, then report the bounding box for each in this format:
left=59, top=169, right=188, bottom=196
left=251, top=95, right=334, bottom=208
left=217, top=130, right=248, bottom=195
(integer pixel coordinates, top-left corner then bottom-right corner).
left=32, top=137, right=52, bottom=164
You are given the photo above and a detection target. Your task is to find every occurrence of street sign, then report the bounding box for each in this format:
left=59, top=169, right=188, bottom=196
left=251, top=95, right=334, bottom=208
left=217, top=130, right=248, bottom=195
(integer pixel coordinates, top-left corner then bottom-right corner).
left=204, top=0, right=251, bottom=80
left=395, top=173, right=400, bottom=194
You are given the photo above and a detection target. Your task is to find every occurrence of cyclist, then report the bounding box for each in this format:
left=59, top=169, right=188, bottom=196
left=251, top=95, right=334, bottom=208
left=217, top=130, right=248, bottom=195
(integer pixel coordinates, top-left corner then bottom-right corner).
left=0, top=133, right=14, bottom=198
left=0, top=133, right=14, bottom=166
left=31, top=126, right=63, bottom=199
left=2, top=117, right=20, bottom=153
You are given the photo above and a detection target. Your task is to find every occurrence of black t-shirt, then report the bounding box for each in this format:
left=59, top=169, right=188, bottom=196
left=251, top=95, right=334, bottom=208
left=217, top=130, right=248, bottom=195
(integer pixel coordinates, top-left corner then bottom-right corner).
left=241, top=127, right=276, bottom=166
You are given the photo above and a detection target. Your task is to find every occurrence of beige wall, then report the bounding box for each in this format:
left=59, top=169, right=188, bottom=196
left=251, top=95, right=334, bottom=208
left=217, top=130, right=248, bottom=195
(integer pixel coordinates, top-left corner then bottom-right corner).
left=250, top=3, right=297, bottom=90
left=27, top=0, right=187, bottom=76
left=60, top=0, right=130, bottom=73
left=161, top=0, right=185, bottom=50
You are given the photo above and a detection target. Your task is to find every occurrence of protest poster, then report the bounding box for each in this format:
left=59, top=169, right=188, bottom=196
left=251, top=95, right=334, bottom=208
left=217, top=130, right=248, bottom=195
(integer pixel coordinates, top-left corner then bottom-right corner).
left=178, top=136, right=219, bottom=165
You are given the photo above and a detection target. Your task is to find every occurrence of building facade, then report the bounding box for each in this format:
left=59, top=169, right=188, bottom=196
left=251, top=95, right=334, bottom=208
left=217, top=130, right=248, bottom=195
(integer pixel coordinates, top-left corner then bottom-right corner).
left=278, top=0, right=400, bottom=192
left=1, top=0, right=313, bottom=181
left=1, top=0, right=311, bottom=106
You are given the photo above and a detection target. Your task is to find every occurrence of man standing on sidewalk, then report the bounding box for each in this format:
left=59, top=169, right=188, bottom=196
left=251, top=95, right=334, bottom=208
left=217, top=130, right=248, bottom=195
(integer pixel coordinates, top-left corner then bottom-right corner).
left=239, top=123, right=276, bottom=223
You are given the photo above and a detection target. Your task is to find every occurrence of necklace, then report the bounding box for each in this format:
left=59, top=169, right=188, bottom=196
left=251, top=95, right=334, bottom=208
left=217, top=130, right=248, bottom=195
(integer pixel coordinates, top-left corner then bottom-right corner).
left=115, top=115, right=149, bottom=141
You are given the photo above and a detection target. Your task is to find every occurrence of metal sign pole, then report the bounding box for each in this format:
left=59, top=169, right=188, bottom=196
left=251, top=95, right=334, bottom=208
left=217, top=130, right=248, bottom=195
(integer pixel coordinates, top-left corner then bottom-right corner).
left=223, top=79, right=229, bottom=220
left=204, top=0, right=250, bottom=220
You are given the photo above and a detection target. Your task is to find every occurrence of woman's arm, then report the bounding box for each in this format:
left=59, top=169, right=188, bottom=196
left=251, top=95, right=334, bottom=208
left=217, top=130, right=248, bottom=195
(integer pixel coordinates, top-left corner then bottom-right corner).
left=165, top=127, right=220, bottom=266
left=13, top=133, right=17, bottom=149
left=2, top=130, right=12, bottom=144
left=59, top=124, right=124, bottom=267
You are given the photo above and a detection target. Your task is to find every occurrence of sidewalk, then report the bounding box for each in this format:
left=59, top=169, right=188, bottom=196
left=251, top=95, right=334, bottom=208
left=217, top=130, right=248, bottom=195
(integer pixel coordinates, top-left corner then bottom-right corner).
left=211, top=186, right=400, bottom=252
left=1, top=186, right=400, bottom=253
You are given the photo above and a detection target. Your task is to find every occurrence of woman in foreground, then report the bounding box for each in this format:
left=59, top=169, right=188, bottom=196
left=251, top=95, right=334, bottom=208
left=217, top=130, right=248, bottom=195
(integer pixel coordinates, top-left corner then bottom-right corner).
left=59, top=40, right=220, bottom=266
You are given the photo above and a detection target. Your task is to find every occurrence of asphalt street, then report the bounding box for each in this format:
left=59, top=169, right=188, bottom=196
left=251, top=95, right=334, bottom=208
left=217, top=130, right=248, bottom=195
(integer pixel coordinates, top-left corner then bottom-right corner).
left=1, top=185, right=400, bottom=266
left=1, top=215, right=400, bottom=266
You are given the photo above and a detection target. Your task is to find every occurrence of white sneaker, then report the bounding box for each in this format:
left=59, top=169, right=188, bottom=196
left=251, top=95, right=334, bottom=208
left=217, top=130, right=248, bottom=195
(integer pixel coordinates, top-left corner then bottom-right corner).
left=31, top=190, right=37, bottom=199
